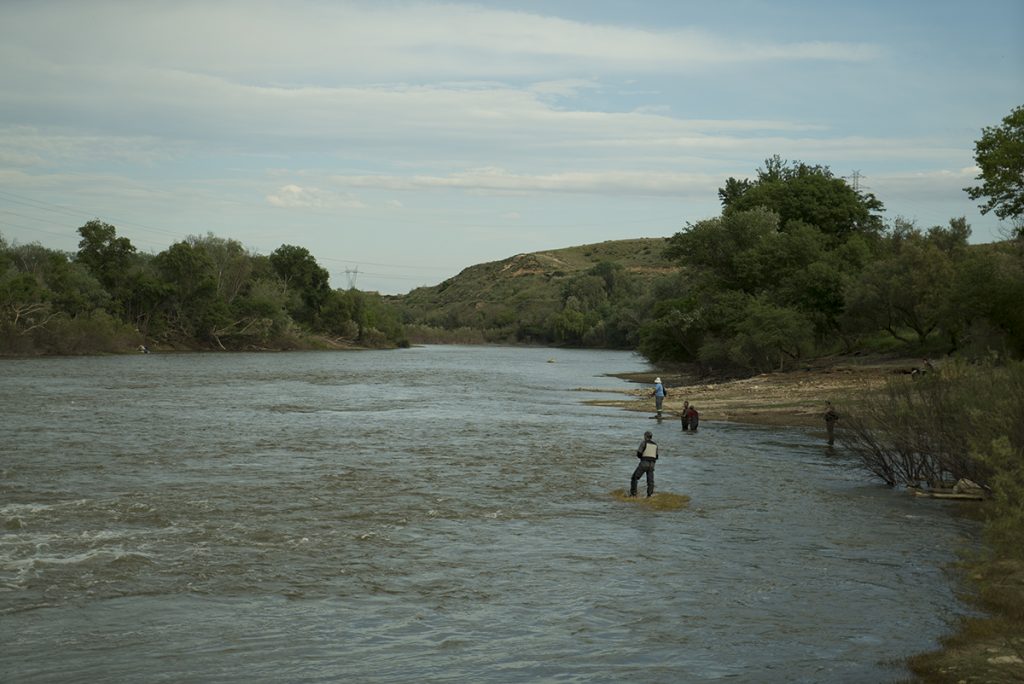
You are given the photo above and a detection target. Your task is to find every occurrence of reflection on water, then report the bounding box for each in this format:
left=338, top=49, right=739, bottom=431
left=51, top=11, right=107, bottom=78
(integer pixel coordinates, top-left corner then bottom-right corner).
left=1, top=346, right=977, bottom=682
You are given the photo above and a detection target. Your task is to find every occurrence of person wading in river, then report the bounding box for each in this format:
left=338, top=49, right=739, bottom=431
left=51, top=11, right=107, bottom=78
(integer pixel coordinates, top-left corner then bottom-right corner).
left=652, top=377, right=666, bottom=415
left=823, top=401, right=839, bottom=446
left=683, top=403, right=699, bottom=432
left=630, top=430, right=659, bottom=497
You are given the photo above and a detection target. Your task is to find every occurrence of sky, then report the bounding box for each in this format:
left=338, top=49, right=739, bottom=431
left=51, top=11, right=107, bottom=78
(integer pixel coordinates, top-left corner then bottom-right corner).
left=1, top=1, right=1021, bottom=294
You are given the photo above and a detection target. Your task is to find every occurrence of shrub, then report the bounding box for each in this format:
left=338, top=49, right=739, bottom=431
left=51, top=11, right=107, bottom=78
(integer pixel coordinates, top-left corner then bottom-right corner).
left=841, top=359, right=1023, bottom=491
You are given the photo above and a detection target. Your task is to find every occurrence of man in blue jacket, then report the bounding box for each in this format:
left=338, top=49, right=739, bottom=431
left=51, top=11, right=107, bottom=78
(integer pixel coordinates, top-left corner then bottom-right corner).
left=652, top=377, right=666, bottom=415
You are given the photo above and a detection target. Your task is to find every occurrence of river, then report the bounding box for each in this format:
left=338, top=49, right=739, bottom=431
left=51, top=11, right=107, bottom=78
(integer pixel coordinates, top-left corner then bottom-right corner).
left=1, top=345, right=976, bottom=682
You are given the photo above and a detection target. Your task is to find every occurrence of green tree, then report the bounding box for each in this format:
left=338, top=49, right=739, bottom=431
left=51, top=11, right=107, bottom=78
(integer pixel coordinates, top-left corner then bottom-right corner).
left=561, top=274, right=608, bottom=312
left=638, top=296, right=707, bottom=364
left=664, top=207, right=781, bottom=292
left=843, top=222, right=956, bottom=346
left=552, top=306, right=587, bottom=345
left=333, top=288, right=406, bottom=346
left=118, top=258, right=170, bottom=338
left=775, top=258, right=846, bottom=338
left=76, top=220, right=137, bottom=312
left=0, top=239, right=139, bottom=353
left=965, top=104, right=1024, bottom=221
left=154, top=240, right=225, bottom=341
left=269, top=244, right=331, bottom=326
left=233, top=277, right=293, bottom=340
left=953, top=242, right=1024, bottom=357
left=719, top=156, right=885, bottom=240
left=190, top=234, right=254, bottom=305
left=8, top=243, right=109, bottom=316
left=726, top=297, right=815, bottom=372
left=0, top=270, right=53, bottom=338
left=589, top=260, right=632, bottom=298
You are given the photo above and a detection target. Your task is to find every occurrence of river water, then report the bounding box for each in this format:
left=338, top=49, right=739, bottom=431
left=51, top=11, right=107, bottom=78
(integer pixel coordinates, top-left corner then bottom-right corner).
left=1, top=345, right=976, bottom=682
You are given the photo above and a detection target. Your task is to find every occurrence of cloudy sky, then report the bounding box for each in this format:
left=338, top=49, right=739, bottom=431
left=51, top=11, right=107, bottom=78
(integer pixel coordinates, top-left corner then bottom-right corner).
left=1, top=1, right=1021, bottom=293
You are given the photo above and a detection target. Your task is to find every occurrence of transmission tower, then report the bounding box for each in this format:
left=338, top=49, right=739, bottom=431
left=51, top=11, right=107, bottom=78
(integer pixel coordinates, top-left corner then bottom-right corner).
left=847, top=170, right=864, bottom=192
left=345, top=266, right=359, bottom=290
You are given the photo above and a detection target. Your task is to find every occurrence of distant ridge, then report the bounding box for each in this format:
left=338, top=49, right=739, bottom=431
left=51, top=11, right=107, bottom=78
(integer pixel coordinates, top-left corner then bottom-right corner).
left=389, top=237, right=679, bottom=343
left=395, top=237, right=677, bottom=309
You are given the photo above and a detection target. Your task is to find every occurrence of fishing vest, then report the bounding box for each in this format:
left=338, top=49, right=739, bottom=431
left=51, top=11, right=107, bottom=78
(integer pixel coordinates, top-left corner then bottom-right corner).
left=641, top=441, right=658, bottom=459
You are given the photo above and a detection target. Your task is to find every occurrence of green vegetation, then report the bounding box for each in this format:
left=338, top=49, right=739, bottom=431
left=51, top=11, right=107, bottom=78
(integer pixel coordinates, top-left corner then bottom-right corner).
left=842, top=360, right=1023, bottom=496
left=965, top=104, right=1024, bottom=224
left=0, top=221, right=408, bottom=355
left=640, top=154, right=1022, bottom=374
left=840, top=361, right=1024, bottom=683
left=394, top=238, right=678, bottom=347
left=395, top=151, right=1023, bottom=376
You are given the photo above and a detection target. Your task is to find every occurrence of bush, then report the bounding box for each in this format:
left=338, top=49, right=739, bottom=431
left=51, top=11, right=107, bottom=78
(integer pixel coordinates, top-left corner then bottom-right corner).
left=841, top=360, right=1022, bottom=489
left=41, top=311, right=143, bottom=355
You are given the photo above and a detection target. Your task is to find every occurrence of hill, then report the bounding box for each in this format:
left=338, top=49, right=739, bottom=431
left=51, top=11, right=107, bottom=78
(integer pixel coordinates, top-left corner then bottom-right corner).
left=392, top=237, right=679, bottom=344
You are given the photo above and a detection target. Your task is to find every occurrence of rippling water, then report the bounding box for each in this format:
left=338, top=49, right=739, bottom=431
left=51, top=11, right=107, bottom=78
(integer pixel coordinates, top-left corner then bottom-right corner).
left=1, top=346, right=977, bottom=682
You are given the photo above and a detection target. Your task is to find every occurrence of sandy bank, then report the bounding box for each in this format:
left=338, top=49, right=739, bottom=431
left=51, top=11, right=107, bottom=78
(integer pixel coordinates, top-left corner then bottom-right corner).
left=587, top=356, right=922, bottom=428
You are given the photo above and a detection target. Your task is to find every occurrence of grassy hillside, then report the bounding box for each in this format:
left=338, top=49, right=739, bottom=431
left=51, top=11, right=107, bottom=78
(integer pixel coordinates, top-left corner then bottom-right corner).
left=392, top=237, right=678, bottom=344
left=402, top=237, right=673, bottom=303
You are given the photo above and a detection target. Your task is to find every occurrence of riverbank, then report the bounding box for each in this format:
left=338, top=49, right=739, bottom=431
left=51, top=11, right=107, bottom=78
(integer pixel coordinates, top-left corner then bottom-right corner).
left=587, top=354, right=912, bottom=428
left=590, top=355, right=1024, bottom=684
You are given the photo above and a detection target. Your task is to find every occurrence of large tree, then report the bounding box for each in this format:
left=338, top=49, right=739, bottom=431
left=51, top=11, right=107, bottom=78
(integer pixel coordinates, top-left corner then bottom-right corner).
left=76, top=220, right=141, bottom=317
left=842, top=220, right=964, bottom=346
left=718, top=156, right=885, bottom=240
left=76, top=220, right=136, bottom=289
left=965, top=104, right=1024, bottom=222
left=269, top=244, right=331, bottom=326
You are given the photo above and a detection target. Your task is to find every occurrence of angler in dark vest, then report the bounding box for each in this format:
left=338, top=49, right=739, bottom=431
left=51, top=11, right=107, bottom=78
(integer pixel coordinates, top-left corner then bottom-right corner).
left=629, top=430, right=659, bottom=497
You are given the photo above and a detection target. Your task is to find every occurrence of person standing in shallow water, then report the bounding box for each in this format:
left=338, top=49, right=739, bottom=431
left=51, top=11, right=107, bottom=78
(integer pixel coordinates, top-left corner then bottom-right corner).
left=630, top=430, right=659, bottom=497
left=652, top=377, right=666, bottom=414
left=824, top=401, right=839, bottom=446
left=683, top=403, right=699, bottom=432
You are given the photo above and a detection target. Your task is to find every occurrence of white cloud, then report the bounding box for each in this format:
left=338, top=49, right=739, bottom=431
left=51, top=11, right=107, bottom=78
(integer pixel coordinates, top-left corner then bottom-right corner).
left=0, top=1, right=892, bottom=178
left=1, top=0, right=1014, bottom=291
left=868, top=167, right=981, bottom=202
left=265, top=184, right=366, bottom=209
left=0, top=2, right=881, bottom=86
left=330, top=167, right=719, bottom=197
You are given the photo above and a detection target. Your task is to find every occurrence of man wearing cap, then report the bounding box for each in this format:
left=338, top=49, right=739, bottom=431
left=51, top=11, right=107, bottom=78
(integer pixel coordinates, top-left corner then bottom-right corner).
left=630, top=430, right=659, bottom=497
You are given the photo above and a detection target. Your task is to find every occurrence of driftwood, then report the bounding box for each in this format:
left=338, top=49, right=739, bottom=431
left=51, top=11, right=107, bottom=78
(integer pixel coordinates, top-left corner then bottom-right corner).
left=909, top=478, right=988, bottom=501
left=910, top=489, right=986, bottom=501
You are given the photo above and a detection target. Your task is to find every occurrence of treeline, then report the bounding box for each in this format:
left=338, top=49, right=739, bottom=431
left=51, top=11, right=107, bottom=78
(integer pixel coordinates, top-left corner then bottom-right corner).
left=0, top=221, right=407, bottom=355
left=398, top=155, right=1024, bottom=370
left=639, top=157, right=1024, bottom=371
